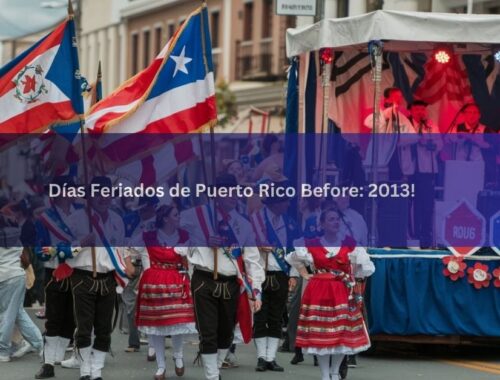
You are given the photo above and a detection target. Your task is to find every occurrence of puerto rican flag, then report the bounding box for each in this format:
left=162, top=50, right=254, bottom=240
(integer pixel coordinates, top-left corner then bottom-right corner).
left=0, top=19, right=84, bottom=137
left=85, top=4, right=217, bottom=164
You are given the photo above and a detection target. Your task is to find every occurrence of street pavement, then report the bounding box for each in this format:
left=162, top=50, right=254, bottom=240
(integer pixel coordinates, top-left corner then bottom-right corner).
left=3, top=309, right=500, bottom=380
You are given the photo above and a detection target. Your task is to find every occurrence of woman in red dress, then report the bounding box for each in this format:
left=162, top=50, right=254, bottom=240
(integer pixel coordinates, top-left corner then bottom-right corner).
left=287, top=208, right=375, bottom=380
left=136, top=205, right=197, bottom=380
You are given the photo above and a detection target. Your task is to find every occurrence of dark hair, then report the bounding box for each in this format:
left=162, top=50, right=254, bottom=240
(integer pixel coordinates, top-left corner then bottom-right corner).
left=320, top=197, right=337, bottom=211
left=408, top=100, right=428, bottom=108
left=155, top=205, right=177, bottom=229
left=11, top=198, right=33, bottom=218
left=319, top=207, right=340, bottom=224
left=262, top=134, right=279, bottom=156
left=215, top=173, right=238, bottom=189
left=463, top=103, right=479, bottom=112
left=383, top=87, right=401, bottom=99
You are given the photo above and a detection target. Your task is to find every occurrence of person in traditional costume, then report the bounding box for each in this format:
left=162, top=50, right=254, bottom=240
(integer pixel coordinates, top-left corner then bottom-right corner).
left=34, top=176, right=79, bottom=379
left=65, top=176, right=131, bottom=380
left=135, top=203, right=197, bottom=380
left=176, top=173, right=265, bottom=380
left=249, top=179, right=301, bottom=372
left=286, top=208, right=375, bottom=380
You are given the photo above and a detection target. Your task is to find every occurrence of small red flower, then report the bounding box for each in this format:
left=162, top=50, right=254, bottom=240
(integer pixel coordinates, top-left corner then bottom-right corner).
left=493, top=267, right=500, bottom=288
left=442, top=255, right=466, bottom=281
left=320, top=48, right=333, bottom=64
left=467, top=262, right=491, bottom=289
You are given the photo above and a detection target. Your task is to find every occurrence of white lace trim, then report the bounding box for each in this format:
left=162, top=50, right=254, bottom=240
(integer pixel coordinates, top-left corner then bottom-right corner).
left=139, top=323, right=197, bottom=336
left=304, top=343, right=371, bottom=356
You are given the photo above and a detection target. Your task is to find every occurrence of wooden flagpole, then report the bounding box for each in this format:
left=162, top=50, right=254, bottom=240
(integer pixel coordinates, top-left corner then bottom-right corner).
left=200, top=0, right=218, bottom=280
left=69, top=0, right=97, bottom=278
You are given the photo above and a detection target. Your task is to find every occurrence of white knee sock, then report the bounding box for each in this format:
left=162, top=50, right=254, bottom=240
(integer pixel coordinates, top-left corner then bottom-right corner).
left=317, top=354, right=331, bottom=380
left=150, top=335, right=166, bottom=372
left=330, top=354, right=345, bottom=380
left=171, top=335, right=184, bottom=367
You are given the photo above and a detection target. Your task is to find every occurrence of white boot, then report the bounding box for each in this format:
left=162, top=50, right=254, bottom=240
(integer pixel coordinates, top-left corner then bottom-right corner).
left=201, top=353, right=219, bottom=380
left=43, top=336, right=59, bottom=365
left=217, top=348, right=229, bottom=369
left=254, top=337, right=267, bottom=360
left=55, top=337, right=70, bottom=364
left=266, top=337, right=280, bottom=362
left=330, top=354, right=345, bottom=380
left=318, top=354, right=331, bottom=380
left=90, top=349, right=107, bottom=379
left=61, top=350, right=80, bottom=369
left=78, top=347, right=92, bottom=378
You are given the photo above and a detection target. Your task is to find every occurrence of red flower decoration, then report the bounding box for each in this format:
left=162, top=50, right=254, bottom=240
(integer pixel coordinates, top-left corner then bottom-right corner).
left=320, top=48, right=333, bottom=64
left=442, top=255, right=466, bottom=281
left=466, top=262, right=492, bottom=289
left=493, top=267, right=500, bottom=288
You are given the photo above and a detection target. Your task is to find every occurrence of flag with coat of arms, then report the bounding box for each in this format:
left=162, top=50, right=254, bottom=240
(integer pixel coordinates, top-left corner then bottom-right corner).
left=0, top=17, right=83, bottom=138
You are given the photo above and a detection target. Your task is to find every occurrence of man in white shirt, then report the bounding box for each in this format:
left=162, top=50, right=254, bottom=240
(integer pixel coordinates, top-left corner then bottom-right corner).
left=335, top=196, right=368, bottom=248
left=34, top=176, right=79, bottom=379
left=408, top=101, right=443, bottom=248
left=250, top=181, right=300, bottom=373
left=178, top=174, right=264, bottom=380
left=66, top=176, right=127, bottom=380
left=364, top=87, right=418, bottom=180
left=448, top=103, right=490, bottom=161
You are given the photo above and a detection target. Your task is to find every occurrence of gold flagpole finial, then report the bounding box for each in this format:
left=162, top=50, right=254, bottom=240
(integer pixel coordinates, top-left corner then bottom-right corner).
left=68, top=0, right=75, bottom=18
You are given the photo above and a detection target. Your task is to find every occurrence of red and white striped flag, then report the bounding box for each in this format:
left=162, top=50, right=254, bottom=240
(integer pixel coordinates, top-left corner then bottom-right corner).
left=414, top=55, right=473, bottom=132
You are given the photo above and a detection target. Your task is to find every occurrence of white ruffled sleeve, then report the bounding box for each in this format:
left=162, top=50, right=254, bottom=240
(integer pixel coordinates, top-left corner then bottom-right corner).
left=286, top=238, right=314, bottom=269
left=348, top=247, right=375, bottom=279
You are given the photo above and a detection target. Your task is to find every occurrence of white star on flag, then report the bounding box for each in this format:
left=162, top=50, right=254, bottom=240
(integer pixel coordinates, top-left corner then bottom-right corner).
left=170, top=46, right=192, bottom=77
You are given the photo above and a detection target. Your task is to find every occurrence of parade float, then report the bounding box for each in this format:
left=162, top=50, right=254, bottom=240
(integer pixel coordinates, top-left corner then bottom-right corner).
left=285, top=10, right=500, bottom=344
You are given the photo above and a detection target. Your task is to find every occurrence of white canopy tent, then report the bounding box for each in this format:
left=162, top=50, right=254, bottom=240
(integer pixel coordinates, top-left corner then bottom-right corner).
left=287, top=10, right=500, bottom=56
left=285, top=10, right=500, bottom=249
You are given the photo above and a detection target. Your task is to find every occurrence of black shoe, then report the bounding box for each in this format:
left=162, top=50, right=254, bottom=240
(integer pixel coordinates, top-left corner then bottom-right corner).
left=255, top=357, right=267, bottom=372
left=339, top=355, right=348, bottom=379
left=290, top=348, right=304, bottom=365
left=35, top=364, right=55, bottom=379
left=266, top=360, right=284, bottom=372
left=278, top=337, right=291, bottom=352
left=79, top=377, right=91, bottom=380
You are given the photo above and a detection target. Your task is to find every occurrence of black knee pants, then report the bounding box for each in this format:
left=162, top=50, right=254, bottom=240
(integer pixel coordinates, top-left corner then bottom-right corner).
left=191, top=269, right=239, bottom=354
left=44, top=268, right=75, bottom=339
left=253, top=271, right=289, bottom=339
left=71, top=270, right=116, bottom=352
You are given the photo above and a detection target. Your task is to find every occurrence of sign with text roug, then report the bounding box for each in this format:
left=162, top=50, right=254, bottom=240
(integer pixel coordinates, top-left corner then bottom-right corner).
left=276, top=0, right=317, bottom=16
left=443, top=200, right=486, bottom=257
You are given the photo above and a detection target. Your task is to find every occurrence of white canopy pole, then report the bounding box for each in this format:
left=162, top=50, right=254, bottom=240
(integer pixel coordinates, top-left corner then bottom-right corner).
left=467, top=0, right=474, bottom=14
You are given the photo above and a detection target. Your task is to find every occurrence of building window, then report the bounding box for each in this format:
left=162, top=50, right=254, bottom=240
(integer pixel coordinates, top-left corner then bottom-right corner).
left=262, top=0, right=273, bottom=38
left=168, top=23, right=175, bottom=40
left=131, top=33, right=139, bottom=74
left=143, top=30, right=150, bottom=68
left=337, top=0, right=349, bottom=17
left=366, top=0, right=384, bottom=12
left=243, top=2, right=253, bottom=41
left=211, top=11, right=220, bottom=48
left=155, top=26, right=162, bottom=55
left=212, top=53, right=219, bottom=80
